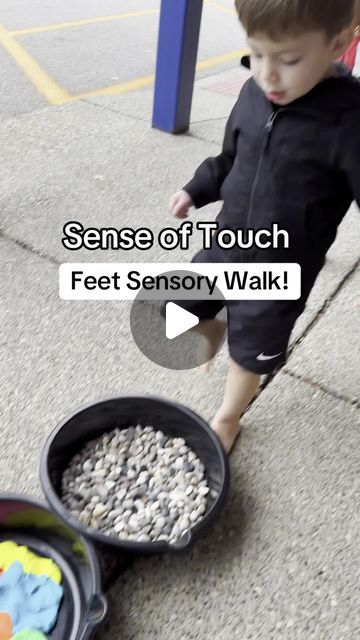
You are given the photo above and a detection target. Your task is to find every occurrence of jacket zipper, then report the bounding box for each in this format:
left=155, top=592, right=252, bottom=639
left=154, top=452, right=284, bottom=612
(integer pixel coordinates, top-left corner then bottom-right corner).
left=244, top=100, right=335, bottom=234
left=245, top=109, right=282, bottom=230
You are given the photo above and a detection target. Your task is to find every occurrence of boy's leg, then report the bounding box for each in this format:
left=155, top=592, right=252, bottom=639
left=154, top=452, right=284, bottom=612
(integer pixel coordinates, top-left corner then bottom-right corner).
left=215, top=300, right=297, bottom=453
left=212, top=358, right=260, bottom=453
left=160, top=297, right=226, bottom=369
left=191, top=316, right=227, bottom=372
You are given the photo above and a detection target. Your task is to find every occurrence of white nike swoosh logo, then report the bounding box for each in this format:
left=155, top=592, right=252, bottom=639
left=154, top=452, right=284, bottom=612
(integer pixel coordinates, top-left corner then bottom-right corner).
left=256, top=351, right=283, bottom=361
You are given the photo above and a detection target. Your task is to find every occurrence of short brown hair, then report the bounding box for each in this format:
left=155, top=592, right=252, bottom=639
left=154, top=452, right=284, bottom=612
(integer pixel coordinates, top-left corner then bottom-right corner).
left=235, top=0, right=355, bottom=39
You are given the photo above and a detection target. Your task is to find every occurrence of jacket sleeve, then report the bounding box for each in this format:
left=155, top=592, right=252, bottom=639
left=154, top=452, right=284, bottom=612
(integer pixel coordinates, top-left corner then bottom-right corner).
left=183, top=97, right=241, bottom=209
left=339, top=110, right=360, bottom=207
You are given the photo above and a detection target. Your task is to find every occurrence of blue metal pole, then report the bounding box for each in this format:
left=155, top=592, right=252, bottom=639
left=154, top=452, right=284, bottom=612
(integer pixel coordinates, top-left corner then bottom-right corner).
left=152, top=0, right=203, bottom=134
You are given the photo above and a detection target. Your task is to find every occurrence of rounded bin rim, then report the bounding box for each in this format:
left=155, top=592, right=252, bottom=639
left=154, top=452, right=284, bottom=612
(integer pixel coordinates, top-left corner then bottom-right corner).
left=0, top=492, right=103, bottom=589
left=40, top=394, right=230, bottom=553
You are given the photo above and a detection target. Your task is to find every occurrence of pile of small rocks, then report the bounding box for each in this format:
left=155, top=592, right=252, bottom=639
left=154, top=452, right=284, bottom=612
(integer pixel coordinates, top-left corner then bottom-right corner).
left=62, top=425, right=216, bottom=544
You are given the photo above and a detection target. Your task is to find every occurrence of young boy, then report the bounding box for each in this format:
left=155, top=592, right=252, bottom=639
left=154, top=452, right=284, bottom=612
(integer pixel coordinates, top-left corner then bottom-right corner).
left=167, top=0, right=360, bottom=454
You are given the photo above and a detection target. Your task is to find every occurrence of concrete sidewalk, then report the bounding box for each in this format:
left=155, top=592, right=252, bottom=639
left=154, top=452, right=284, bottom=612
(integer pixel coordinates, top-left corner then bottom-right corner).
left=1, top=66, right=359, bottom=639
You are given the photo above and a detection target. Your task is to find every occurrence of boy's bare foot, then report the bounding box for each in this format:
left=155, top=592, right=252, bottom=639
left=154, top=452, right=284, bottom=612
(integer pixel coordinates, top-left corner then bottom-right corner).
left=211, top=413, right=242, bottom=454
left=194, top=318, right=227, bottom=372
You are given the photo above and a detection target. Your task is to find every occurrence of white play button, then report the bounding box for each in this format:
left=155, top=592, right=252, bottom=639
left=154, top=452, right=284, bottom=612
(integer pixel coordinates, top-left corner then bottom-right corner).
left=165, top=302, right=199, bottom=340
left=130, top=268, right=225, bottom=370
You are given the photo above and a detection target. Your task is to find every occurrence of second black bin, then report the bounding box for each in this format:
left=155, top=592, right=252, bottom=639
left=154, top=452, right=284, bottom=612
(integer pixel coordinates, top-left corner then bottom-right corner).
left=40, top=396, right=230, bottom=553
left=0, top=495, right=107, bottom=640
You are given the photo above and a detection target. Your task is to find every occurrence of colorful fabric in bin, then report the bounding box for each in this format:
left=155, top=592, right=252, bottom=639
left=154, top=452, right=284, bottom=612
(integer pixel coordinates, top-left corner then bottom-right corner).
left=12, top=630, right=48, bottom=639
left=0, top=562, right=63, bottom=634
left=0, top=543, right=61, bottom=584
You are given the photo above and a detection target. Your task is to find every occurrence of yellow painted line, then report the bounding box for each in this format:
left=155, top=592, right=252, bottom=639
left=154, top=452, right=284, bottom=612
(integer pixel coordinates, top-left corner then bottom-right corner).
left=204, top=0, right=235, bottom=15
left=77, top=48, right=250, bottom=100
left=196, top=48, right=249, bottom=70
left=10, top=9, right=158, bottom=37
left=78, top=75, right=155, bottom=100
left=0, top=24, right=71, bottom=104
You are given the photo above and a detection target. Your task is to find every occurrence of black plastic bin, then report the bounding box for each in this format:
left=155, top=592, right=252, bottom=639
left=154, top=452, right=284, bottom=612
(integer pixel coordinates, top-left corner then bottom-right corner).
left=40, top=395, right=230, bottom=553
left=0, top=495, right=107, bottom=640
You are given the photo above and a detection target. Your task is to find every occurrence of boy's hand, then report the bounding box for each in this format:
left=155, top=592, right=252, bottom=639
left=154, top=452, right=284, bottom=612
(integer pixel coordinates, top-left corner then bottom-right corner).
left=169, top=190, right=193, bottom=219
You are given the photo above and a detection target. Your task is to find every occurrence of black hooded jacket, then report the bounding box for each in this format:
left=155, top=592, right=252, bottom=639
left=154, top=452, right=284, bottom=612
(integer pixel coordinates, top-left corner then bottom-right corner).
left=184, top=68, right=360, bottom=281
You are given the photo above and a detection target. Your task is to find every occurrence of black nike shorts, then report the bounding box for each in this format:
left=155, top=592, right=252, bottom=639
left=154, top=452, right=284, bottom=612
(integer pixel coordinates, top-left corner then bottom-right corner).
left=159, top=240, right=325, bottom=374
left=160, top=296, right=305, bottom=375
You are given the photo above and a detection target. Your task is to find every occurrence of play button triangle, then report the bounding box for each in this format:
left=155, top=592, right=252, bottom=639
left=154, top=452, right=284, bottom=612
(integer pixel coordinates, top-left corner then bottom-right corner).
left=165, top=302, right=199, bottom=340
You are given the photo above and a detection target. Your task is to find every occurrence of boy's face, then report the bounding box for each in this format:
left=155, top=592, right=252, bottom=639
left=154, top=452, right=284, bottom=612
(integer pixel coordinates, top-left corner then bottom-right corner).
left=248, top=30, right=350, bottom=105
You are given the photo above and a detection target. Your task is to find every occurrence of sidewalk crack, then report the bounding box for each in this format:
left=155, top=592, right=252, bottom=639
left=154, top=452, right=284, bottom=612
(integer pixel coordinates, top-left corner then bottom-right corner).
left=0, top=228, right=59, bottom=265
left=282, top=369, right=359, bottom=408
left=80, top=98, right=148, bottom=123
left=245, top=257, right=360, bottom=411
left=290, top=257, right=360, bottom=351
left=185, top=131, right=221, bottom=147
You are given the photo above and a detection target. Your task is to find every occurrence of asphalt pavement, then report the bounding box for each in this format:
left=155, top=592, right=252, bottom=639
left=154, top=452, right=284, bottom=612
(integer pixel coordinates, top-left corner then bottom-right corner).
left=0, top=0, right=246, bottom=119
